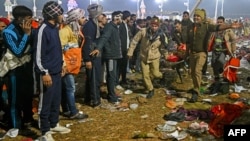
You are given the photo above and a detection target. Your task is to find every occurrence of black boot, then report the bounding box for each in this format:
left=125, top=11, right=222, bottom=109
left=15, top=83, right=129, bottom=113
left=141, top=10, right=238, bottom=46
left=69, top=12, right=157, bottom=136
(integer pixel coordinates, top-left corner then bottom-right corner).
left=146, top=90, right=154, bottom=99
left=188, top=91, right=198, bottom=103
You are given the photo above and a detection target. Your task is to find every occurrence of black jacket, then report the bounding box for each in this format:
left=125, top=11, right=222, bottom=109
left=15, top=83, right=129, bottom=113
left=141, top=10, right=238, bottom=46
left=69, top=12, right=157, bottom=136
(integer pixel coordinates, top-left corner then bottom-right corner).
left=96, top=21, right=122, bottom=59
left=119, top=21, right=130, bottom=54
left=82, top=19, right=98, bottom=62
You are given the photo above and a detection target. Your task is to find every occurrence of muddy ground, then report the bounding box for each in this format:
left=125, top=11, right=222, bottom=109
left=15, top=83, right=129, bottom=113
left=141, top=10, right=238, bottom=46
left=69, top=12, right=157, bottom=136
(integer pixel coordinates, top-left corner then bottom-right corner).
left=1, top=63, right=250, bottom=141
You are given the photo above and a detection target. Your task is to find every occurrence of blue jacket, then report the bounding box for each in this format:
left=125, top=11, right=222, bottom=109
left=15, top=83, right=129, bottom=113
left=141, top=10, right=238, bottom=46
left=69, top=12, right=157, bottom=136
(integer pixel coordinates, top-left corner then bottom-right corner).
left=2, top=21, right=31, bottom=57
left=33, top=21, right=63, bottom=75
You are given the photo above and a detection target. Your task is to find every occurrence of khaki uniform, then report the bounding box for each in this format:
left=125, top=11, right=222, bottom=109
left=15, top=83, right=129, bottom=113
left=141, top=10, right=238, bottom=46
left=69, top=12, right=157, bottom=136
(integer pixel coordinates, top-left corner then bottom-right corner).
left=127, top=28, right=168, bottom=91
left=211, top=29, right=236, bottom=77
left=223, top=29, right=236, bottom=55
left=187, top=23, right=218, bottom=94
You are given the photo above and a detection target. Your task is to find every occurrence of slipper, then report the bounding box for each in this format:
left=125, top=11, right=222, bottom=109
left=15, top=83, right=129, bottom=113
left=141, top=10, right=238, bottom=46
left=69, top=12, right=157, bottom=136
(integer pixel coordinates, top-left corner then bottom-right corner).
left=156, top=124, right=176, bottom=132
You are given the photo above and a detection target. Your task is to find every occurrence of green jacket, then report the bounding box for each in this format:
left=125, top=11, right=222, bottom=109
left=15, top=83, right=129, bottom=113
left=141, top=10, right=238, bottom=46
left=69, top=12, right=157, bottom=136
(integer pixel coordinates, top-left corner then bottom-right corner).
left=186, top=23, right=219, bottom=53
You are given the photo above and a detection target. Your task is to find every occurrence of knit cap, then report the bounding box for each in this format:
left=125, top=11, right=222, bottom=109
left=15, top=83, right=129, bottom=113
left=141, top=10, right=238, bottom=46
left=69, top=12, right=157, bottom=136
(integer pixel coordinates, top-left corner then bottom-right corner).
left=42, top=1, right=64, bottom=19
left=87, top=4, right=103, bottom=18
left=66, top=8, right=85, bottom=24
left=194, top=9, right=206, bottom=20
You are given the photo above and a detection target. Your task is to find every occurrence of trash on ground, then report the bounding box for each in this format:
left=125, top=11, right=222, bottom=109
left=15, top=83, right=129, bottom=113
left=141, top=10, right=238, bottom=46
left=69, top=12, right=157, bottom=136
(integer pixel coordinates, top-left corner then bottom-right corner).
left=132, top=132, right=157, bottom=139
left=140, top=114, right=149, bottom=119
left=124, top=89, right=133, bottom=95
left=78, top=118, right=94, bottom=123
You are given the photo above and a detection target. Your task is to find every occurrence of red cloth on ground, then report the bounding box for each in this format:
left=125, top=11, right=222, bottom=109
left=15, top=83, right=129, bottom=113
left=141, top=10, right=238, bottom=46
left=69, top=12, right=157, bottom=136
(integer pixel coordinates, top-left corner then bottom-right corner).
left=208, top=103, right=244, bottom=138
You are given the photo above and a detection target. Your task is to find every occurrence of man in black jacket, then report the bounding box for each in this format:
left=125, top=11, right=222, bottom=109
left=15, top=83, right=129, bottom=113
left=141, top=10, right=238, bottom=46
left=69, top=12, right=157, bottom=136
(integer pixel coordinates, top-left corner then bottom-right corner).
left=82, top=4, right=104, bottom=107
left=118, top=10, right=131, bottom=87
left=90, top=11, right=123, bottom=104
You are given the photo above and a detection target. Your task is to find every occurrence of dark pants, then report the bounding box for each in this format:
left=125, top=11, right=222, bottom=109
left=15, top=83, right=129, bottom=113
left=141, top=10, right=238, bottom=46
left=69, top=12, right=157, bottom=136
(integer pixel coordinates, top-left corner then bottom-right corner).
left=105, top=59, right=119, bottom=103
left=8, top=62, right=34, bottom=129
left=38, top=73, right=61, bottom=135
left=84, top=57, right=102, bottom=104
left=118, top=52, right=128, bottom=84
left=0, top=76, right=9, bottom=125
left=211, top=51, right=226, bottom=77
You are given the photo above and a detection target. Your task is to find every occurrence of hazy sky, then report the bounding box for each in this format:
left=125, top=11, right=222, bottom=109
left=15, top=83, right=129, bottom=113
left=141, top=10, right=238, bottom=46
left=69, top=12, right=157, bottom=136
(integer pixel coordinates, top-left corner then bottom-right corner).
left=1, top=0, right=250, bottom=18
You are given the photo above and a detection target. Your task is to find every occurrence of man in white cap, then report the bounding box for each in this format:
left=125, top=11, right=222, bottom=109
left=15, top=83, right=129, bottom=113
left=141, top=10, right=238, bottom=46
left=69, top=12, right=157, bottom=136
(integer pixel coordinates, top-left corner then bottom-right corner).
left=59, top=8, right=88, bottom=119
left=82, top=4, right=105, bottom=107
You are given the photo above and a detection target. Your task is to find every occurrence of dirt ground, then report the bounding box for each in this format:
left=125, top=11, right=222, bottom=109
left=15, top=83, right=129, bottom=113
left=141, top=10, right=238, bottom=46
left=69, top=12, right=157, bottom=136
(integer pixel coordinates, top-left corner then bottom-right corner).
left=1, top=63, right=250, bottom=141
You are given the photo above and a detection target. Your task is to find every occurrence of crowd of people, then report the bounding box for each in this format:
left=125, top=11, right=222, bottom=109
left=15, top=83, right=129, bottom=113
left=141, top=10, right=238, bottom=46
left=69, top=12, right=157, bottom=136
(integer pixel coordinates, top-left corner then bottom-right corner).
left=0, top=1, right=245, bottom=140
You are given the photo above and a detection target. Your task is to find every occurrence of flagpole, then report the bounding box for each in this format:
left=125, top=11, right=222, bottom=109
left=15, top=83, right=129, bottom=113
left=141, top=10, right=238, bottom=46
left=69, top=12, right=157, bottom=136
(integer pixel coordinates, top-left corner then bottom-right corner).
left=214, top=0, right=219, bottom=22
left=221, top=0, right=224, bottom=16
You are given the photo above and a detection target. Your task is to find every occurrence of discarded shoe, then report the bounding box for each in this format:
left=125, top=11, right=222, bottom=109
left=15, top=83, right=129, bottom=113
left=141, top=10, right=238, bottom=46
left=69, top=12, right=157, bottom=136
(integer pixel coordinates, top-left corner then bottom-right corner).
left=188, top=92, right=198, bottom=103
left=124, top=89, right=133, bottom=95
left=146, top=90, right=154, bottom=99
left=161, top=130, right=188, bottom=140
left=156, top=124, right=176, bottom=132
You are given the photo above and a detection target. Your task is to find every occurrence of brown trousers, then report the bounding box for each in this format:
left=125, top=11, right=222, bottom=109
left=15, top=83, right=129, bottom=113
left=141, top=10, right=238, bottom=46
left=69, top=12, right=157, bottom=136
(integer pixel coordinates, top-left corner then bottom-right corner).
left=141, top=59, right=162, bottom=91
left=189, top=52, right=207, bottom=94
